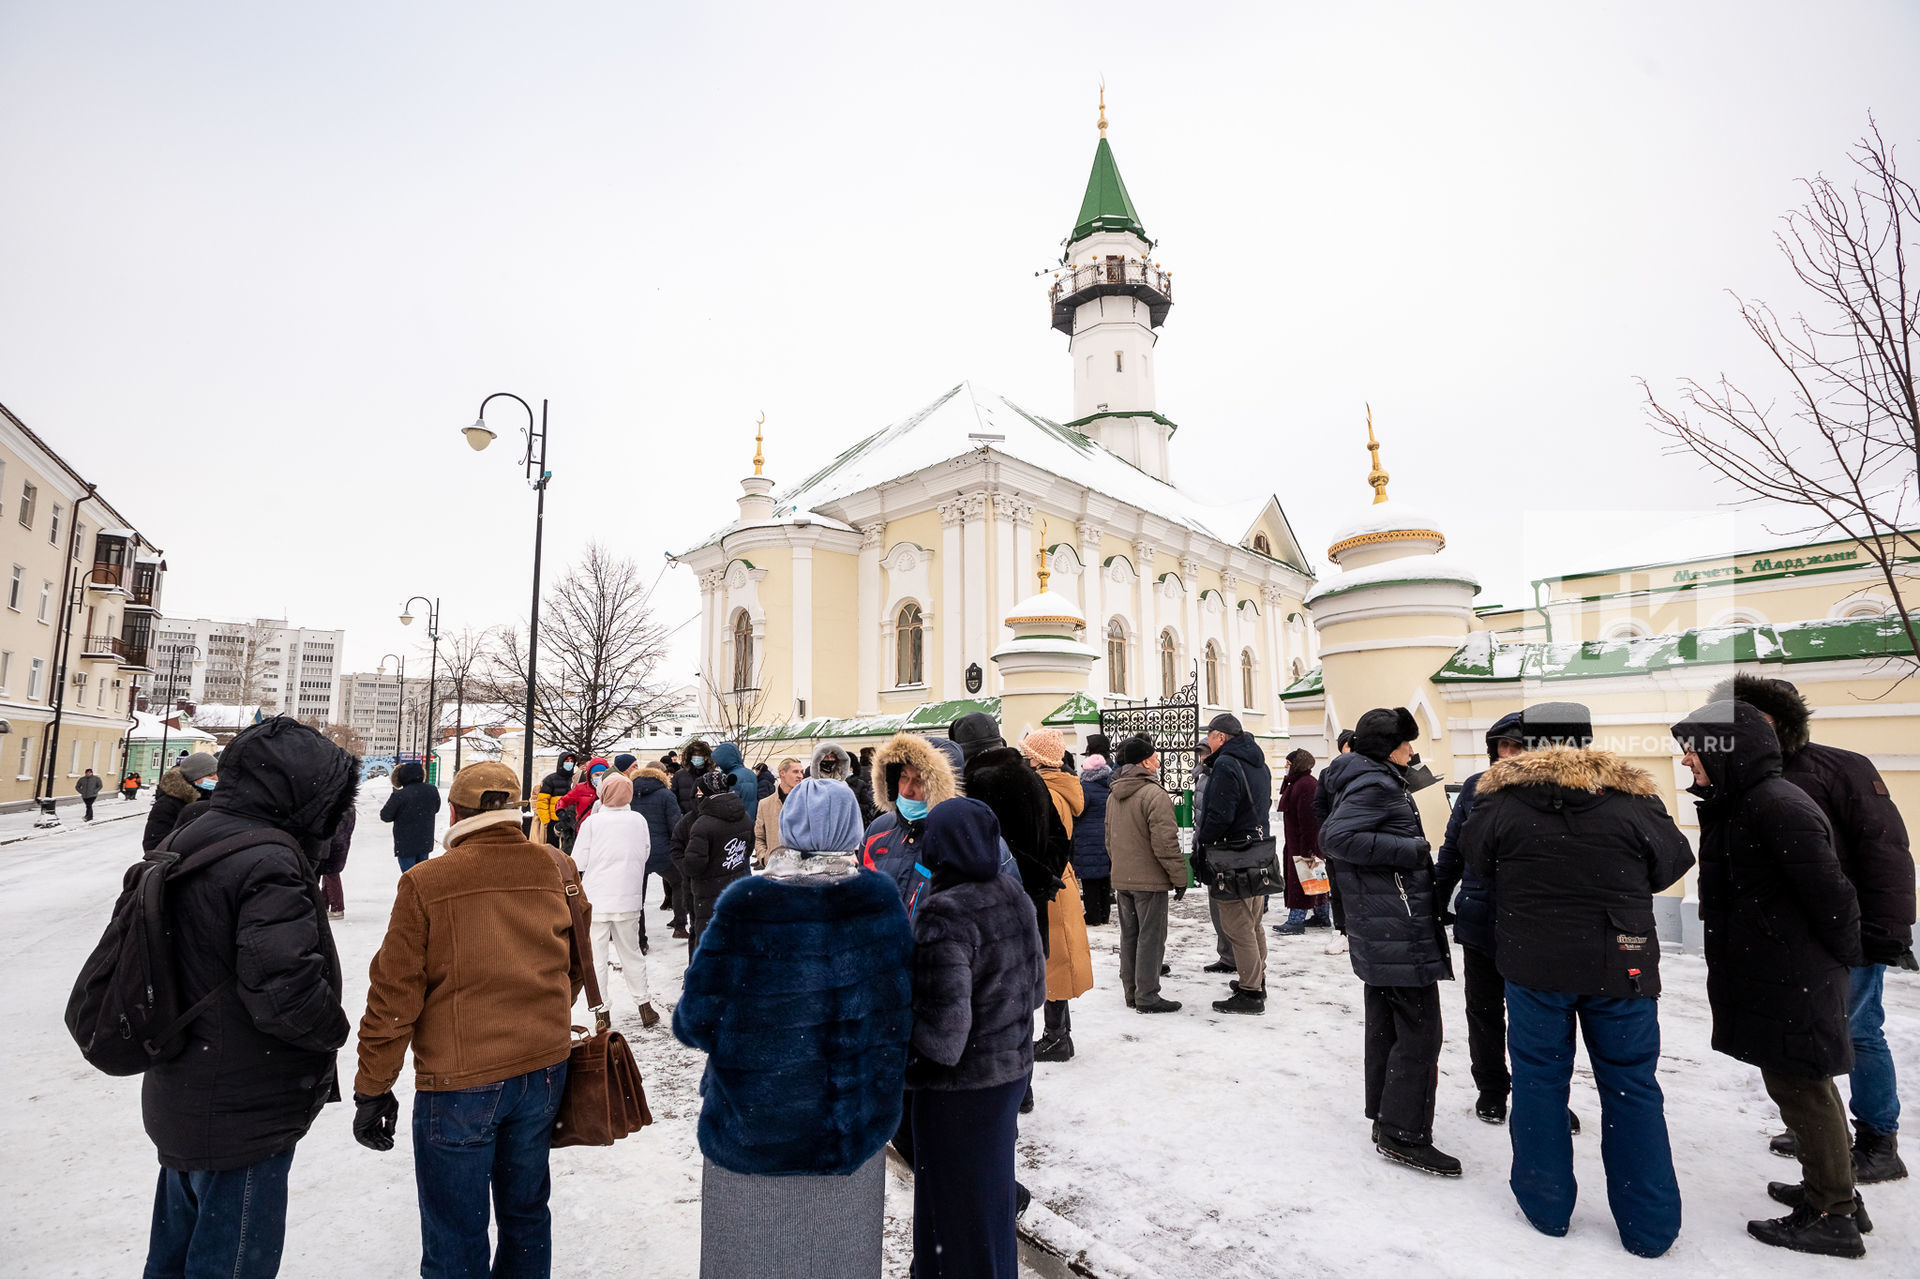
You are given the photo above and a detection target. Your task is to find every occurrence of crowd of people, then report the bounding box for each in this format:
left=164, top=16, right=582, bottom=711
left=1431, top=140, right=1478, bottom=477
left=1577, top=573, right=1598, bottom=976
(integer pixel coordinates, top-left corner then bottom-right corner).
left=71, top=669, right=1914, bottom=1276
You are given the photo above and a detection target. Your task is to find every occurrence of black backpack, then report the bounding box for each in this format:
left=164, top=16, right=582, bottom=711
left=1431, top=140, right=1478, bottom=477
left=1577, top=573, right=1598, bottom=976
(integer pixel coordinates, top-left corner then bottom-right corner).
left=66, top=826, right=298, bottom=1076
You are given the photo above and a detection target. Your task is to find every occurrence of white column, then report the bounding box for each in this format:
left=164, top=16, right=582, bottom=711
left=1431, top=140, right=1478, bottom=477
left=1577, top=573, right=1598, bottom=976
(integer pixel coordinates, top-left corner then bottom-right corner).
left=1222, top=571, right=1243, bottom=705
left=1263, top=584, right=1285, bottom=712
left=961, top=494, right=989, bottom=693
left=991, top=494, right=1018, bottom=658
left=857, top=523, right=884, bottom=713
left=699, top=570, right=724, bottom=721
left=939, top=502, right=966, bottom=698
left=1133, top=539, right=1159, bottom=696
left=1180, top=557, right=1203, bottom=693
left=790, top=546, right=813, bottom=719
left=1080, top=522, right=1105, bottom=697
left=1010, top=500, right=1036, bottom=599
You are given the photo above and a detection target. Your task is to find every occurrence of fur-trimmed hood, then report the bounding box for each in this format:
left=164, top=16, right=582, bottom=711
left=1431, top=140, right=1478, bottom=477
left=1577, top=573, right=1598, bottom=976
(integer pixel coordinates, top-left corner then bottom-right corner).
left=871, top=732, right=959, bottom=813
left=633, top=766, right=671, bottom=787
left=158, top=767, right=205, bottom=804
left=1708, top=671, right=1812, bottom=758
left=1476, top=746, right=1659, bottom=798
left=809, top=741, right=855, bottom=781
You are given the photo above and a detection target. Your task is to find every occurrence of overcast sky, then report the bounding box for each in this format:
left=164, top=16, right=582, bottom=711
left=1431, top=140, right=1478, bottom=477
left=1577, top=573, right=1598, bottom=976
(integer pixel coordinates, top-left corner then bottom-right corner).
left=3, top=1, right=1915, bottom=679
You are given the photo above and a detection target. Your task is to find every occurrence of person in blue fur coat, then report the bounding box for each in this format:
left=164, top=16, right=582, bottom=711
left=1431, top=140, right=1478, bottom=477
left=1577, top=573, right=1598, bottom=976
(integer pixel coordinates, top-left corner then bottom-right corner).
left=672, top=778, right=914, bottom=1279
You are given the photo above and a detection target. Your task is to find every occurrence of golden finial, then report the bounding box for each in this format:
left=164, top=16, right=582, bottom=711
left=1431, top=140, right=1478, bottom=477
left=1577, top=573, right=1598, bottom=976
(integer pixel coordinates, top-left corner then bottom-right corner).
left=1037, top=518, right=1052, bottom=592
left=752, top=411, right=765, bottom=476
left=1365, top=403, right=1389, bottom=505
left=1097, top=82, right=1107, bottom=139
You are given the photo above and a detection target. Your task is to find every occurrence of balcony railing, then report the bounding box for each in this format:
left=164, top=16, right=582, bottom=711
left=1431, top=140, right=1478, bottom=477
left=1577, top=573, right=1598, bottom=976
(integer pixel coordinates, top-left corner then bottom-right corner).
left=86, top=635, right=154, bottom=669
left=86, top=564, right=130, bottom=593
left=1048, top=258, right=1174, bottom=334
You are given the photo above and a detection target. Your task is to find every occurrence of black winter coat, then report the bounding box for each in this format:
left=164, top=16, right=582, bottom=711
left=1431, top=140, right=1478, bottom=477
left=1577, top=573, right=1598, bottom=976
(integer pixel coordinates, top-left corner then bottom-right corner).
left=1782, top=742, right=1914, bottom=964
left=1319, top=752, right=1452, bottom=987
left=1675, top=701, right=1862, bottom=1079
left=631, top=770, right=682, bottom=877
left=141, top=717, right=358, bottom=1171
left=675, top=792, right=753, bottom=906
left=1461, top=749, right=1694, bottom=999
left=143, top=768, right=207, bottom=853
left=1071, top=765, right=1113, bottom=880
left=315, top=806, right=357, bottom=877
left=379, top=761, right=440, bottom=857
left=671, top=762, right=703, bottom=811
left=1196, top=733, right=1271, bottom=848
left=962, top=746, right=1063, bottom=948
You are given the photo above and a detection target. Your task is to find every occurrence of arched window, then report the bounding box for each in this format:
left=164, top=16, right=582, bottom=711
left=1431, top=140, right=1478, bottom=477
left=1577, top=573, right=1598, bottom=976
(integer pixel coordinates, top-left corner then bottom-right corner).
left=730, top=609, right=755, bottom=691
left=896, top=602, right=924, bottom=685
left=1107, top=619, right=1128, bottom=695
left=1252, top=532, right=1272, bottom=556
left=1838, top=599, right=1892, bottom=620
left=1159, top=629, right=1178, bottom=699
left=1600, top=619, right=1651, bottom=641
left=1291, top=657, right=1306, bottom=682
left=1204, top=641, right=1221, bottom=706
left=1241, top=648, right=1256, bottom=707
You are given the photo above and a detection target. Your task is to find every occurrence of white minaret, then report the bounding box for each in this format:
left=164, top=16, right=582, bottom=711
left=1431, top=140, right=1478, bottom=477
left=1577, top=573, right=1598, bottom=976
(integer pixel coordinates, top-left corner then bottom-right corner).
left=1049, top=89, right=1175, bottom=479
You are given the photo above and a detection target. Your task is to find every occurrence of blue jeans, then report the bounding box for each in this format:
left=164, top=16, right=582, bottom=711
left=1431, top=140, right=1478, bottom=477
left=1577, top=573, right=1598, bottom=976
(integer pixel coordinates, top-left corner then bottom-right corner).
left=144, top=1149, right=295, bottom=1279
left=398, top=851, right=428, bottom=872
left=1848, top=964, right=1899, bottom=1133
left=413, top=1062, right=568, bottom=1279
left=1506, top=984, right=1681, bottom=1259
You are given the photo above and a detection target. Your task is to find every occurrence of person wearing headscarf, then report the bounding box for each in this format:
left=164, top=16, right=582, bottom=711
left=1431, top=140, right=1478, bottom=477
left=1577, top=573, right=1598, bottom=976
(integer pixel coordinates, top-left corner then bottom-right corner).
left=568, top=773, right=661, bottom=1028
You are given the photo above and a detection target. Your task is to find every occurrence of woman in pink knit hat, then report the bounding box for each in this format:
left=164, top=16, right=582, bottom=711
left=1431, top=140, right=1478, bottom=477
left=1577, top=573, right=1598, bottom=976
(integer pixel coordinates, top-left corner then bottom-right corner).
left=1020, top=729, right=1094, bottom=1062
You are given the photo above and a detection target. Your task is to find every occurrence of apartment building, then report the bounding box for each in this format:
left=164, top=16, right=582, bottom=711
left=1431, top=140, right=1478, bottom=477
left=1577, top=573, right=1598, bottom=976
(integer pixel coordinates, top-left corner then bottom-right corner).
left=150, top=618, right=345, bottom=726
left=0, top=401, right=166, bottom=809
left=339, top=670, right=405, bottom=756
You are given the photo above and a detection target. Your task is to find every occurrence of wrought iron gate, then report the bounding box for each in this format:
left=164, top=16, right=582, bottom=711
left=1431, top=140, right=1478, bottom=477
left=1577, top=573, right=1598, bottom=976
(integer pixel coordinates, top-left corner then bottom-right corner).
left=1098, top=667, right=1200, bottom=797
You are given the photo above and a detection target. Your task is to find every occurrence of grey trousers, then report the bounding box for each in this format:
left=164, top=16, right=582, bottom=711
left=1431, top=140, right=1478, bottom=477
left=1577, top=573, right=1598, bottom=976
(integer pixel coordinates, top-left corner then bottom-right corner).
left=1215, top=895, right=1268, bottom=992
left=1207, top=890, right=1235, bottom=962
left=1117, top=890, right=1171, bottom=1003
left=700, top=1149, right=886, bottom=1278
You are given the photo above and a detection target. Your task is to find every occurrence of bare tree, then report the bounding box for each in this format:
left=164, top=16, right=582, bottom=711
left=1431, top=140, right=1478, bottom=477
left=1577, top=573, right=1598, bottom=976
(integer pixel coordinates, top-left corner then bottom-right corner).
left=485, top=544, right=678, bottom=758
left=697, top=668, right=773, bottom=761
left=200, top=619, right=283, bottom=713
left=1643, top=120, right=1919, bottom=677
left=322, top=722, right=367, bottom=757
left=433, top=626, right=492, bottom=775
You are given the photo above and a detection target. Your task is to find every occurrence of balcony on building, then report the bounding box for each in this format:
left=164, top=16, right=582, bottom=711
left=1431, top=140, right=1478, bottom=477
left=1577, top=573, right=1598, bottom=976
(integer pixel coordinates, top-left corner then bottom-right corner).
left=118, top=614, right=154, bottom=671
left=87, top=529, right=136, bottom=594
left=127, top=556, right=166, bottom=611
left=1048, top=257, right=1173, bottom=334
left=81, top=633, right=125, bottom=661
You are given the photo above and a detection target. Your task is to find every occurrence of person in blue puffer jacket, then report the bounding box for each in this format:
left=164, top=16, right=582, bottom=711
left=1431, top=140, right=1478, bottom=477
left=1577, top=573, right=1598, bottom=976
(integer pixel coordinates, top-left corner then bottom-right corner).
left=1433, top=710, right=1525, bottom=1122
left=711, top=741, right=759, bottom=814
left=1073, top=738, right=1114, bottom=926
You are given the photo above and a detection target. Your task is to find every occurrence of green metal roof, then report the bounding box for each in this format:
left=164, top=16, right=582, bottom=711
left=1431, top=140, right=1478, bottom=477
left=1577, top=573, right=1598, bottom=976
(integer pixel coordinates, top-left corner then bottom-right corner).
left=1279, top=665, right=1324, bottom=701
left=1431, top=615, right=1915, bottom=685
left=1071, top=138, right=1146, bottom=244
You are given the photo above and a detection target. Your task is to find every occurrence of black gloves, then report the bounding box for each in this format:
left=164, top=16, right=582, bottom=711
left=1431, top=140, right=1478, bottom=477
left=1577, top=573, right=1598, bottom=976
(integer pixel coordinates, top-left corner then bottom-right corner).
left=352, top=1091, right=398, bottom=1152
left=1173, top=886, right=1187, bottom=901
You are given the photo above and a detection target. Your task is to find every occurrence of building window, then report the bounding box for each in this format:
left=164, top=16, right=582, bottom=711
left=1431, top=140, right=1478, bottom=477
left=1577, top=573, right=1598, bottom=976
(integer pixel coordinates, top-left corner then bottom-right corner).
left=72, top=522, right=84, bottom=561
left=28, top=657, right=45, bottom=701
left=17, top=737, right=31, bottom=779
left=1291, top=657, right=1306, bottom=682
left=1114, top=350, right=1124, bottom=373
left=70, top=738, right=83, bottom=776
left=896, top=602, right=924, bottom=686
left=1600, top=619, right=1651, bottom=641
left=730, top=609, right=755, bottom=691
left=37, top=581, right=52, bottom=623
left=18, top=481, right=36, bottom=528
left=1204, top=641, right=1221, bottom=706
left=1251, top=532, right=1272, bottom=556
left=1106, top=619, right=1128, bottom=695
left=49, top=503, right=62, bottom=546
left=1241, top=648, right=1257, bottom=708
left=7, top=565, right=20, bottom=610
left=1158, top=629, right=1178, bottom=699
left=1838, top=599, right=1893, bottom=620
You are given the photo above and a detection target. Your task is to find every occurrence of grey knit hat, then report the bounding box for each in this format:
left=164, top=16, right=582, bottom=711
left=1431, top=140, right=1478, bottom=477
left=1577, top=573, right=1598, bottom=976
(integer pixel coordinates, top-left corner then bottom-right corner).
left=177, top=752, right=218, bottom=783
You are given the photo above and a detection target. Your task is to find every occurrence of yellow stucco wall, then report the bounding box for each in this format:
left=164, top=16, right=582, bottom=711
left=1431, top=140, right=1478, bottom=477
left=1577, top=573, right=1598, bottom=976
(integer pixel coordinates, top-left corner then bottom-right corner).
left=809, top=548, right=859, bottom=717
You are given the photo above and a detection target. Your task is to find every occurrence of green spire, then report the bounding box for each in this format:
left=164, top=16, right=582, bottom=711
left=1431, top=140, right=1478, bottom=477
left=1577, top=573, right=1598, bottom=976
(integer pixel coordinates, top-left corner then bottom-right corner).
left=1070, top=137, right=1146, bottom=244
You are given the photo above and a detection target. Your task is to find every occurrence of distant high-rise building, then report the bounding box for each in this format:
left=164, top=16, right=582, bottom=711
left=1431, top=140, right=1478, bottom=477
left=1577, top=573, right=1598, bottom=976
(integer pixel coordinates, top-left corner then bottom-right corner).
left=339, top=670, right=405, bottom=756
left=151, top=618, right=344, bottom=726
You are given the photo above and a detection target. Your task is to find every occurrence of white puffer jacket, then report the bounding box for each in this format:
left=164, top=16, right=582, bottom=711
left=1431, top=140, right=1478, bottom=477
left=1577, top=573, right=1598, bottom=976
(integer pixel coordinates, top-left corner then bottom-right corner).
left=569, top=805, right=654, bottom=914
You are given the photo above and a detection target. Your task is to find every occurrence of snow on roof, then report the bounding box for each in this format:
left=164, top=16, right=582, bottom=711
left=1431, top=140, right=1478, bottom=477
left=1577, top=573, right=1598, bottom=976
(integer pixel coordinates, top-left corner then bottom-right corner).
left=690, top=383, right=1295, bottom=567
left=1326, top=505, right=1446, bottom=548
left=1433, top=614, right=1914, bottom=683
left=1005, top=588, right=1088, bottom=626
left=1304, top=553, right=1481, bottom=604
left=127, top=712, right=215, bottom=741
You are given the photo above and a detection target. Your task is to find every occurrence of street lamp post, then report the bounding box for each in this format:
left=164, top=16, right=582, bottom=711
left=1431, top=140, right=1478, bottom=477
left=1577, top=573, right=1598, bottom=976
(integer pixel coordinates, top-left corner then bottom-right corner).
left=156, top=643, right=202, bottom=780
left=379, top=653, right=406, bottom=763
left=462, top=393, right=549, bottom=808
left=401, top=595, right=440, bottom=781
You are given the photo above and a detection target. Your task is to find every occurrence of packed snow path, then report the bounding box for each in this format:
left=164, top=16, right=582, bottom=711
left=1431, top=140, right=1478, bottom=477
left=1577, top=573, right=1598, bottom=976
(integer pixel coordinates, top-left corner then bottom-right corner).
left=3, top=787, right=1914, bottom=1277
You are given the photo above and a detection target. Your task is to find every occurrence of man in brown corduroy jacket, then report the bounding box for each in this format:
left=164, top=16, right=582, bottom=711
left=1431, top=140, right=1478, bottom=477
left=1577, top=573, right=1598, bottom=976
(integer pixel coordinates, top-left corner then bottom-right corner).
left=351, top=760, right=587, bottom=1277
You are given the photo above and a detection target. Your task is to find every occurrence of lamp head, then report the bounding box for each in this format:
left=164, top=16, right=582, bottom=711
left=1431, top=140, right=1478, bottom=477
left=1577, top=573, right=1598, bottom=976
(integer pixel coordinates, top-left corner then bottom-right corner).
left=462, top=420, right=496, bottom=452
left=400, top=613, right=413, bottom=626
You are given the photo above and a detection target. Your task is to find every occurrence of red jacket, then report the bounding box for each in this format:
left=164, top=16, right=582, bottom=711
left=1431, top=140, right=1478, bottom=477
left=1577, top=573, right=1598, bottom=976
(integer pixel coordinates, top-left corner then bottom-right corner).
left=555, top=759, right=610, bottom=818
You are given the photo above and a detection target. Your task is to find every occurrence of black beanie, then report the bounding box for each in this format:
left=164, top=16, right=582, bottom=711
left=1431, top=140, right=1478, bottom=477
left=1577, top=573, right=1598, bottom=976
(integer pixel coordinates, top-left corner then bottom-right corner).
left=1115, top=734, right=1156, bottom=767
left=1085, top=733, right=1113, bottom=759
left=1521, top=701, right=1594, bottom=749
left=1352, top=707, right=1419, bottom=762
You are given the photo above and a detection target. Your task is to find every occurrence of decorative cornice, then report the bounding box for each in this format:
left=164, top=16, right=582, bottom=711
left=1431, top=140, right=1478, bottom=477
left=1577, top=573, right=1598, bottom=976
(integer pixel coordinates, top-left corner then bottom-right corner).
left=1179, top=557, right=1202, bottom=581
left=1328, top=528, right=1446, bottom=558
left=999, top=495, right=1036, bottom=524
left=1132, top=539, right=1158, bottom=568
left=1261, top=583, right=1288, bottom=607
left=1221, top=571, right=1240, bottom=597
left=1077, top=520, right=1102, bottom=547
left=859, top=521, right=886, bottom=548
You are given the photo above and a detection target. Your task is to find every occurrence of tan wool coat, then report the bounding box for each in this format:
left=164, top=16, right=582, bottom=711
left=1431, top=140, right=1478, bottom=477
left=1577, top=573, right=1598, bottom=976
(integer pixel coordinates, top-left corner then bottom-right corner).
left=1035, top=766, right=1093, bottom=1001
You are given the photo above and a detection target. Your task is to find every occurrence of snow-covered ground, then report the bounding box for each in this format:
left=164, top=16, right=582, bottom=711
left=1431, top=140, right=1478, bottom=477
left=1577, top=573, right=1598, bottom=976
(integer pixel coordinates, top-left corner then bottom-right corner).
left=3, top=787, right=1914, bottom=1277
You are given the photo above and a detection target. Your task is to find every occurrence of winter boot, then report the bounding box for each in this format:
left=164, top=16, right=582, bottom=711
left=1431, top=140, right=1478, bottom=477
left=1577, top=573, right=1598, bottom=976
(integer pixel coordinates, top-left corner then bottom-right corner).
left=1324, top=933, right=1349, bottom=956
left=1135, top=995, right=1182, bottom=1014
left=1124, top=990, right=1136, bottom=1009
left=1211, top=989, right=1267, bottom=1015
left=1476, top=1093, right=1508, bottom=1125
left=1272, top=918, right=1306, bottom=936
left=1034, top=1032, right=1075, bottom=1063
left=671, top=926, right=689, bottom=940
left=1374, top=1133, right=1463, bottom=1177
left=1569, top=1110, right=1582, bottom=1135
left=1768, top=1183, right=1872, bottom=1234
left=1770, top=1129, right=1799, bottom=1159
left=1746, top=1203, right=1866, bottom=1259
left=638, top=1002, right=660, bottom=1029
left=1160, top=963, right=1171, bottom=976
left=1851, top=1123, right=1908, bottom=1184
left=1020, top=1084, right=1035, bottom=1115
left=326, top=908, right=345, bottom=922
left=1304, top=914, right=1332, bottom=929
left=1202, top=959, right=1236, bottom=974
left=1015, top=1183, right=1032, bottom=1217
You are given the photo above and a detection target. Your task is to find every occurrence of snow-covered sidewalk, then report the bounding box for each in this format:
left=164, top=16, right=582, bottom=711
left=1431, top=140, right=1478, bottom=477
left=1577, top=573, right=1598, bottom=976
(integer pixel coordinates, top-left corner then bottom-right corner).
left=3, top=794, right=1914, bottom=1277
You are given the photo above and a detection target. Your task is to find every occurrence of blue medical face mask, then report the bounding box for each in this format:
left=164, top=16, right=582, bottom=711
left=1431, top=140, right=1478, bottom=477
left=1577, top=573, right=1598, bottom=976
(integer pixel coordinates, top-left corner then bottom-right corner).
left=896, top=796, right=930, bottom=822
left=195, top=778, right=217, bottom=793
left=689, top=755, right=706, bottom=769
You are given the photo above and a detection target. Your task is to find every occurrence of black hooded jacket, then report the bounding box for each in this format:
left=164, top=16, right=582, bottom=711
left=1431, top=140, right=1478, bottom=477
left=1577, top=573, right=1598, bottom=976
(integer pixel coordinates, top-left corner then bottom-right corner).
left=143, top=766, right=209, bottom=853
left=379, top=760, right=440, bottom=857
left=1673, top=700, right=1862, bottom=1079
left=1195, top=731, right=1271, bottom=848
left=962, top=745, right=1064, bottom=950
left=1711, top=673, right=1914, bottom=964
left=141, top=717, right=358, bottom=1171
left=676, top=791, right=753, bottom=906
left=1461, top=747, right=1694, bottom=999
left=1318, top=751, right=1452, bottom=987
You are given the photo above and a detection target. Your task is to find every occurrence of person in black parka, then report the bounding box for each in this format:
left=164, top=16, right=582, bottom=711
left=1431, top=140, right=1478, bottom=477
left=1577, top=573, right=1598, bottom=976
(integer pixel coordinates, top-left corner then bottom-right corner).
left=379, top=760, right=440, bottom=872
left=1319, top=706, right=1457, bottom=1177
left=955, top=715, right=1062, bottom=953
left=1672, top=700, right=1868, bottom=1258
left=673, top=739, right=714, bottom=810
left=631, top=766, right=684, bottom=937
left=142, top=752, right=218, bottom=853
left=673, top=769, right=753, bottom=954
left=1073, top=750, right=1114, bottom=926
left=139, top=717, right=357, bottom=1279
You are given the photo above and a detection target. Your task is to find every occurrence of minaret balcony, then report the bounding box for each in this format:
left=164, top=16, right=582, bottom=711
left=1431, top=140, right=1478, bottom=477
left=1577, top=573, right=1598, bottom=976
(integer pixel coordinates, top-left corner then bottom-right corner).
left=1049, top=259, right=1173, bottom=334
